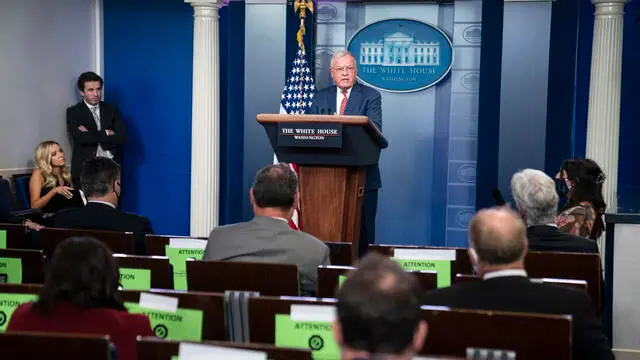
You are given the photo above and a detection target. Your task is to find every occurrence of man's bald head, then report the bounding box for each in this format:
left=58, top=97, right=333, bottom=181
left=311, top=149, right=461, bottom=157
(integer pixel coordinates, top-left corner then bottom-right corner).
left=469, top=207, right=528, bottom=266
left=336, top=253, right=425, bottom=356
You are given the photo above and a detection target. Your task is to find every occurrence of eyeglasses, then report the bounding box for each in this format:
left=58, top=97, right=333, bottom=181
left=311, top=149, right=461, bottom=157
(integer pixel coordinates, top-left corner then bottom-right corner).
left=332, top=66, right=356, bottom=73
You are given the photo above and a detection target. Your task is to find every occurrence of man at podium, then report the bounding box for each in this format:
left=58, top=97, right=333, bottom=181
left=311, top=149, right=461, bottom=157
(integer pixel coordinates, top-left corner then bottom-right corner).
left=308, top=50, right=383, bottom=256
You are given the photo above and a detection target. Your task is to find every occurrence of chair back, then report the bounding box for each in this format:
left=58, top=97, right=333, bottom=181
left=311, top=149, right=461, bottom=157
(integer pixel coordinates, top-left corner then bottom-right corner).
left=248, top=296, right=337, bottom=343
left=0, top=332, right=113, bottom=359
left=316, top=265, right=437, bottom=298
left=120, top=289, right=227, bottom=341
left=144, top=234, right=208, bottom=256
left=325, top=242, right=352, bottom=266
left=455, top=273, right=589, bottom=291
left=0, top=179, right=15, bottom=213
left=136, top=337, right=313, bottom=360
left=40, top=227, right=135, bottom=257
left=0, top=282, right=43, bottom=295
left=186, top=260, right=299, bottom=296
left=0, top=248, right=44, bottom=284
left=0, top=224, right=29, bottom=249
left=422, top=305, right=571, bottom=359
left=11, top=175, right=31, bottom=210
left=114, top=254, right=172, bottom=290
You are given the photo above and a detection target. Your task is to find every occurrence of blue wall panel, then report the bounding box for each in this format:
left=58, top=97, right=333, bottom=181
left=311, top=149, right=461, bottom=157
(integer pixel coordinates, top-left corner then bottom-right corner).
left=545, top=0, right=580, bottom=176
left=103, top=0, right=194, bottom=235
left=219, top=3, right=246, bottom=225
left=573, top=0, right=594, bottom=159
left=475, top=0, right=504, bottom=210
left=104, top=0, right=244, bottom=234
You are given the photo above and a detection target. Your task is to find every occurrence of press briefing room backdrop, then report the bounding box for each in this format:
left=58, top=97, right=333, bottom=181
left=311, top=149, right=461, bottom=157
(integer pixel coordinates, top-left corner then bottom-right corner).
left=1, top=0, right=640, bottom=246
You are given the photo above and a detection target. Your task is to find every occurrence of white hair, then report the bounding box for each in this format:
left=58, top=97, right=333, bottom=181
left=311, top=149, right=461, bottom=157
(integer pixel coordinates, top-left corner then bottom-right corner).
left=510, top=169, right=559, bottom=226
left=330, top=50, right=355, bottom=68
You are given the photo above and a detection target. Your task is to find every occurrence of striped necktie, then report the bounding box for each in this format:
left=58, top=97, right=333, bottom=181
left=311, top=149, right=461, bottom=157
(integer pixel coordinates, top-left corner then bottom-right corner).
left=339, top=90, right=348, bottom=115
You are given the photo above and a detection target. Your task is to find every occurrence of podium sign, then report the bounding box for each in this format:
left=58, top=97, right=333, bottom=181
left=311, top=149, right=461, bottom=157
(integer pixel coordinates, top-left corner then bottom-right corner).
left=278, top=122, right=343, bottom=148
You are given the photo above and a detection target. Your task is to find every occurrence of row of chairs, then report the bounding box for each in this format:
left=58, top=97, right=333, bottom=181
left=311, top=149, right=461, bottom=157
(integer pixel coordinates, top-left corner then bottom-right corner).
left=0, top=223, right=603, bottom=311
left=0, top=283, right=572, bottom=359
left=0, top=245, right=589, bottom=302
left=1, top=333, right=315, bottom=360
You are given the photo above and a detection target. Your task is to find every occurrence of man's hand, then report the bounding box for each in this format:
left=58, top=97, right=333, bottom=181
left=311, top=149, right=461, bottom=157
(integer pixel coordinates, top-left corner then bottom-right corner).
left=105, top=129, right=115, bottom=136
left=78, top=125, right=88, bottom=132
left=24, top=219, right=44, bottom=231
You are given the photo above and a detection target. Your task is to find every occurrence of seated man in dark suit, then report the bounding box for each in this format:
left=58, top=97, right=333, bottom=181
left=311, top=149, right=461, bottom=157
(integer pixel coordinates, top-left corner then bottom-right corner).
left=421, top=208, right=612, bottom=360
left=335, top=252, right=427, bottom=360
left=53, top=157, right=152, bottom=254
left=204, top=163, right=330, bottom=296
left=511, top=168, right=599, bottom=253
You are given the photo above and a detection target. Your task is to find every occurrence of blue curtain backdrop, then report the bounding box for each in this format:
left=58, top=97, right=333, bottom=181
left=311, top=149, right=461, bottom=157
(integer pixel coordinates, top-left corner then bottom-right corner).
left=103, top=0, right=194, bottom=236
left=219, top=2, right=246, bottom=225
left=475, top=0, right=504, bottom=211
left=104, top=0, right=245, bottom=235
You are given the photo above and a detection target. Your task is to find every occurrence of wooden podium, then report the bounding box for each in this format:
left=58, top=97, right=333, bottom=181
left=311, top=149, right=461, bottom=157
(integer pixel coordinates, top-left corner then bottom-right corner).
left=257, top=113, right=387, bottom=259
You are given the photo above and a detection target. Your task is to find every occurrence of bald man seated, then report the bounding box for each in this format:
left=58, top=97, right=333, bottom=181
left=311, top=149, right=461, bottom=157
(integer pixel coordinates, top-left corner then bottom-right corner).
left=421, top=208, right=612, bottom=360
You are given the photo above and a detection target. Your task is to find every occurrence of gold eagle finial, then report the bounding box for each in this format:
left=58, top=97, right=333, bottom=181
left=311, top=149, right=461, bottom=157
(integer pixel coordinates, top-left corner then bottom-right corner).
left=293, top=0, right=314, bottom=51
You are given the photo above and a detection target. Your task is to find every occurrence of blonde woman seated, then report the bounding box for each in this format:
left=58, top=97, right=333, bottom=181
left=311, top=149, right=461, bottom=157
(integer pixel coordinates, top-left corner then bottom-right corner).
left=29, top=141, right=84, bottom=213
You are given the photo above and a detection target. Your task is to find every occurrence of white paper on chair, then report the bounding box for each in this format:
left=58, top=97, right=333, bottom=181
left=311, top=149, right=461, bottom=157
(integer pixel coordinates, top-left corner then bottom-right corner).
left=178, top=342, right=267, bottom=360
left=169, top=238, right=208, bottom=249
left=393, top=249, right=456, bottom=261
left=139, top=292, right=178, bottom=313
left=290, top=304, right=337, bottom=322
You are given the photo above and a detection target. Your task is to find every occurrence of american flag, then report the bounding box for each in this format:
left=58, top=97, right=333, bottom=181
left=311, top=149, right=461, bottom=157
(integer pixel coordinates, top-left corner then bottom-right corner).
left=275, top=48, right=317, bottom=230
left=280, top=49, right=316, bottom=114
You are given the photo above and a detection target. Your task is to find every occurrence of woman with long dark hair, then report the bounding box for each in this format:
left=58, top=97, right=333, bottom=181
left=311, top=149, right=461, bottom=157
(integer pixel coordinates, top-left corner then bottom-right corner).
left=7, top=237, right=153, bottom=360
left=555, top=158, right=607, bottom=240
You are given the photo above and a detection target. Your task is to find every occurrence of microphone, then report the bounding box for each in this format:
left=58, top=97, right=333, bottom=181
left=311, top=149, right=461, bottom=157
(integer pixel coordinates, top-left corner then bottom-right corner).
left=320, top=108, right=325, bottom=114
left=492, top=188, right=506, bottom=206
left=328, top=108, right=333, bottom=115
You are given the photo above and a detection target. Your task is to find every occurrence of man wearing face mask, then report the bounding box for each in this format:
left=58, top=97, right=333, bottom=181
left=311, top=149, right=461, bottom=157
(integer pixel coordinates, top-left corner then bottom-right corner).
left=421, top=207, right=612, bottom=360
left=52, top=157, right=152, bottom=255
left=512, top=169, right=599, bottom=253
left=308, top=50, right=383, bottom=257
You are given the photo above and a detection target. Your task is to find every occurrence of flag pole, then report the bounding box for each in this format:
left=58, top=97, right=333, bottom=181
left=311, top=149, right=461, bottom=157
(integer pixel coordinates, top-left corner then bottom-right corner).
left=294, top=0, right=313, bottom=109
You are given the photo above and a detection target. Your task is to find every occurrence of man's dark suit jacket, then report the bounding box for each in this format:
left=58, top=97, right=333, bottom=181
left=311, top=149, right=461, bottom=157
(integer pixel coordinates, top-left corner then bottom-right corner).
left=527, top=225, right=600, bottom=253
left=52, top=202, right=152, bottom=255
left=66, top=101, right=126, bottom=182
left=308, top=82, right=382, bottom=190
left=421, top=276, right=613, bottom=360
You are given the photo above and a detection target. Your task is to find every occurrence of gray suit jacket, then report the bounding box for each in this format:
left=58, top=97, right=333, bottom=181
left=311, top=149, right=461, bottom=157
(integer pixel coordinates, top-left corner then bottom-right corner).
left=203, top=216, right=331, bottom=295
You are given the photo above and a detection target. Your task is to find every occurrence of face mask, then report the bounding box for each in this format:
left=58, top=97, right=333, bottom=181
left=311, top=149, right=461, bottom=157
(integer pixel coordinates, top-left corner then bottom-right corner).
left=554, top=178, right=570, bottom=198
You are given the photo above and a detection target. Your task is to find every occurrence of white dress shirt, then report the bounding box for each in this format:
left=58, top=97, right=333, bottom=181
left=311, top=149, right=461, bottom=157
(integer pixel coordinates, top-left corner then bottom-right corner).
left=84, top=100, right=113, bottom=159
left=87, top=200, right=116, bottom=209
left=482, top=269, right=528, bottom=280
